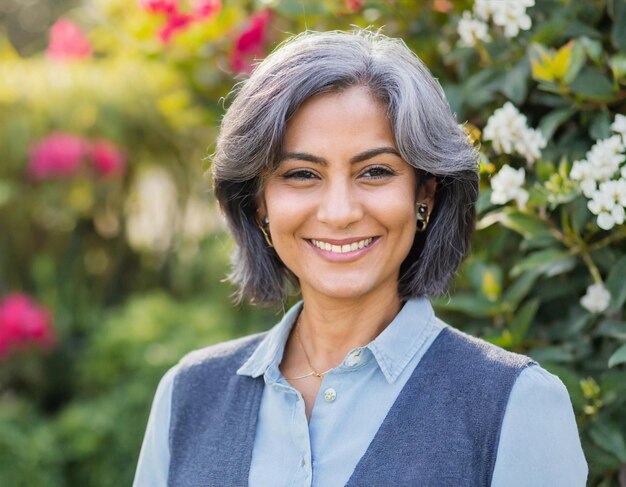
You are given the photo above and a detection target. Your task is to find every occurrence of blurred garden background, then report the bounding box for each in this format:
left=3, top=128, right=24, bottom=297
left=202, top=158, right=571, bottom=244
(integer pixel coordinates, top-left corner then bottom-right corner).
left=1, top=0, right=626, bottom=485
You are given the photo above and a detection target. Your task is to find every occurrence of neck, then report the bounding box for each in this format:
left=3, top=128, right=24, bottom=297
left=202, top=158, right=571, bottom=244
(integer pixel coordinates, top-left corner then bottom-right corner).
left=294, top=286, right=403, bottom=370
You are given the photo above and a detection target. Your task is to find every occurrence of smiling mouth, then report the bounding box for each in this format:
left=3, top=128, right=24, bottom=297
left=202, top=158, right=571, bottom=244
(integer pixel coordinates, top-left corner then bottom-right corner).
left=309, top=237, right=376, bottom=254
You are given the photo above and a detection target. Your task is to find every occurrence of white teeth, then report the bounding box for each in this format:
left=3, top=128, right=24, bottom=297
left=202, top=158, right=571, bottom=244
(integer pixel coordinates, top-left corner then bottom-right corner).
left=311, top=238, right=374, bottom=253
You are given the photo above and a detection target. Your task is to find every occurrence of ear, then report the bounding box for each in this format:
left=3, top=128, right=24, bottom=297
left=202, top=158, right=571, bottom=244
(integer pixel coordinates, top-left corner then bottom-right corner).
left=256, top=194, right=268, bottom=224
left=416, top=177, right=437, bottom=213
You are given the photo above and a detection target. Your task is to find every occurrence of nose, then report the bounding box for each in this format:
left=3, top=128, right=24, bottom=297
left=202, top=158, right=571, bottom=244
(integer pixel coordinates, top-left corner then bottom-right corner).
left=316, top=180, right=364, bottom=229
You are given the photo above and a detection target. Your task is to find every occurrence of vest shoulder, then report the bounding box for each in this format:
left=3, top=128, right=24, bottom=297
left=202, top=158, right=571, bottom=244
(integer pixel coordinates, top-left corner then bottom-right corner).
left=176, top=331, right=267, bottom=374
left=439, top=322, right=537, bottom=370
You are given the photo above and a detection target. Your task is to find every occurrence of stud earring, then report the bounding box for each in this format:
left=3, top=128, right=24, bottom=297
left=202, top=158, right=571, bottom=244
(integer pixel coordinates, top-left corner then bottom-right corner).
left=416, top=203, right=430, bottom=232
left=258, top=217, right=273, bottom=247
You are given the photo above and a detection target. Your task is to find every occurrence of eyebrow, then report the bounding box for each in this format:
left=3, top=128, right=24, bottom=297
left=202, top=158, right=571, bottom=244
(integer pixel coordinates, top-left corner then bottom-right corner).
left=278, top=147, right=402, bottom=165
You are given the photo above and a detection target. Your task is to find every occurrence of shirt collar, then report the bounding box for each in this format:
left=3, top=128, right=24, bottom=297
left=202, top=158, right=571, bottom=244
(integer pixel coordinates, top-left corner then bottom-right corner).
left=236, top=297, right=436, bottom=384
left=236, top=301, right=303, bottom=379
left=366, top=297, right=436, bottom=383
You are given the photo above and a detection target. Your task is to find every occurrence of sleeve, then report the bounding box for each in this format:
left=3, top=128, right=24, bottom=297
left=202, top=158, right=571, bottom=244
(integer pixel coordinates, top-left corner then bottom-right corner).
left=491, top=364, right=589, bottom=487
left=132, top=365, right=178, bottom=487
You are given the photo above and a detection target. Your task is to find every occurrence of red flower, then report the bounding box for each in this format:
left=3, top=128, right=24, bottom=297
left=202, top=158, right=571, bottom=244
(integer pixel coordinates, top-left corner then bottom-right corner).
left=28, top=132, right=89, bottom=181
left=46, top=19, right=93, bottom=61
left=193, top=0, right=221, bottom=19
left=138, top=0, right=178, bottom=15
left=231, top=10, right=272, bottom=73
left=89, top=139, right=127, bottom=178
left=0, top=294, right=56, bottom=360
left=432, top=0, right=453, bottom=13
left=159, top=11, right=194, bottom=43
left=345, top=0, right=364, bottom=12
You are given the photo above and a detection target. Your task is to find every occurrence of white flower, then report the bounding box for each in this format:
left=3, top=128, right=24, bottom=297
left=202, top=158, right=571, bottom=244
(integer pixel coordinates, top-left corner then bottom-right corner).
left=483, top=102, right=527, bottom=154
left=457, top=11, right=491, bottom=47
left=587, top=189, right=624, bottom=230
left=580, top=283, right=611, bottom=313
left=600, top=179, right=626, bottom=208
left=586, top=135, right=625, bottom=182
left=473, top=0, right=496, bottom=20
left=515, top=127, right=547, bottom=165
left=570, top=160, right=597, bottom=197
left=611, top=114, right=626, bottom=142
left=474, top=0, right=535, bottom=38
left=490, top=164, right=528, bottom=208
left=483, top=102, right=545, bottom=163
left=125, top=167, right=178, bottom=253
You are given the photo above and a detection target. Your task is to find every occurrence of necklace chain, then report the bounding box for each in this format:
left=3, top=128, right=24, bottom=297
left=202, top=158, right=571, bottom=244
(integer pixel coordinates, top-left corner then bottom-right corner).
left=284, top=319, right=334, bottom=381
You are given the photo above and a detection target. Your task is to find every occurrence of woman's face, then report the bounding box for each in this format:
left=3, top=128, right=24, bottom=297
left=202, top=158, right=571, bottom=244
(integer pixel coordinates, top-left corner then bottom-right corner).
left=259, top=85, right=435, bottom=302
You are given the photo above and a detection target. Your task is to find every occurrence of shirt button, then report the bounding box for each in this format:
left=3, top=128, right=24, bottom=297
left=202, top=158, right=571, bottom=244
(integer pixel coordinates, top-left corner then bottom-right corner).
left=323, top=387, right=337, bottom=402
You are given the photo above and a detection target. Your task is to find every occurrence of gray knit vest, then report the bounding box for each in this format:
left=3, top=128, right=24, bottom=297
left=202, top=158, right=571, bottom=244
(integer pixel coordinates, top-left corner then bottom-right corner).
left=168, top=326, right=536, bottom=487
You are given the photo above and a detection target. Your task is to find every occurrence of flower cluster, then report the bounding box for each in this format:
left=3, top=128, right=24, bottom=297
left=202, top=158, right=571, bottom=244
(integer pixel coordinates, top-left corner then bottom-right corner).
left=483, top=102, right=547, bottom=165
left=490, top=164, right=528, bottom=209
left=138, top=0, right=221, bottom=43
left=230, top=10, right=272, bottom=74
left=570, top=115, right=626, bottom=230
left=580, top=283, right=612, bottom=314
left=28, top=132, right=126, bottom=181
left=457, top=0, right=535, bottom=46
left=0, top=294, right=56, bottom=360
left=46, top=19, right=92, bottom=62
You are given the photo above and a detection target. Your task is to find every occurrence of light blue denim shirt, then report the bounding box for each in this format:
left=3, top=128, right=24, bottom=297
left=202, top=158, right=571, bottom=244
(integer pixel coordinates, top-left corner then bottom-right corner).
left=134, top=298, right=588, bottom=486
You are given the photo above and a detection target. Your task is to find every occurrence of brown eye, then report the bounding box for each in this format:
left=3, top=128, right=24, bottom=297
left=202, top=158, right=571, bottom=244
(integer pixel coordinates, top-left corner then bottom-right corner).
left=361, top=166, right=395, bottom=179
left=283, top=169, right=319, bottom=180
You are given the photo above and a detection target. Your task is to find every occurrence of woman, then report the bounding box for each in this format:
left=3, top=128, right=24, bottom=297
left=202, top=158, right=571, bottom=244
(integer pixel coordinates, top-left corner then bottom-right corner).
left=134, top=30, right=588, bottom=486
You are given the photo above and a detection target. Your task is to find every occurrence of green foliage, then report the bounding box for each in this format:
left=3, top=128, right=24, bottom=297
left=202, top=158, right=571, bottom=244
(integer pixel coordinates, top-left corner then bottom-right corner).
left=1, top=0, right=625, bottom=486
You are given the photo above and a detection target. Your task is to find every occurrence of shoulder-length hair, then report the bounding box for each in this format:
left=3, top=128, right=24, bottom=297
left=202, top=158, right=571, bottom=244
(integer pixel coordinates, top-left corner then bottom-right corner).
left=212, top=29, right=479, bottom=306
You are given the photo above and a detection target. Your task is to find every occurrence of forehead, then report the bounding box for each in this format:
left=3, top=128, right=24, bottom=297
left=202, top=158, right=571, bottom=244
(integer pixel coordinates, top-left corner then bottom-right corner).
left=283, top=86, right=396, bottom=153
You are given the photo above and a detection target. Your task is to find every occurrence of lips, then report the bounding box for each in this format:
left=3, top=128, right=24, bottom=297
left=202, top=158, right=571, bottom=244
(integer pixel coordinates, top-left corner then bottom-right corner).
left=308, top=237, right=377, bottom=254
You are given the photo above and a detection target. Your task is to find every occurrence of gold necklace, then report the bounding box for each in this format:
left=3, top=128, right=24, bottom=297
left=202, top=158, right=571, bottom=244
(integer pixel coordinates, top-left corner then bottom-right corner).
left=284, top=321, right=334, bottom=381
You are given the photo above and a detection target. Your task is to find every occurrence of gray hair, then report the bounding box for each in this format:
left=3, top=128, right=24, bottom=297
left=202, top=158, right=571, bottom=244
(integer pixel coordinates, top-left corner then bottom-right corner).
left=212, top=28, right=479, bottom=306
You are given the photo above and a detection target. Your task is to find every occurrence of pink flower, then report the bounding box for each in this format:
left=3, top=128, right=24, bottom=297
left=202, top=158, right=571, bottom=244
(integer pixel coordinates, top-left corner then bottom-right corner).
left=345, top=0, right=364, bottom=12
left=28, top=132, right=89, bottom=181
left=46, top=19, right=93, bottom=61
left=89, top=139, right=126, bottom=178
left=231, top=10, right=272, bottom=73
left=193, top=0, right=221, bottom=19
left=159, top=11, right=194, bottom=43
left=0, top=294, right=56, bottom=360
left=138, top=0, right=178, bottom=15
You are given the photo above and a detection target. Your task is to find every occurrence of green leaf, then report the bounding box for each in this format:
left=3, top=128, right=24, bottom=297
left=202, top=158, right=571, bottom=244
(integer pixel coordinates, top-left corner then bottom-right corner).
left=434, top=293, right=500, bottom=318
left=610, top=54, right=626, bottom=80
left=509, top=299, right=539, bottom=344
left=510, top=248, right=572, bottom=277
left=539, top=107, right=576, bottom=140
left=569, top=67, right=616, bottom=101
left=503, top=271, right=540, bottom=308
left=529, top=345, right=575, bottom=363
left=608, top=344, right=626, bottom=368
left=594, top=320, right=626, bottom=340
left=501, top=59, right=530, bottom=104
left=590, top=110, right=612, bottom=140
left=580, top=36, right=603, bottom=64
left=589, top=421, right=626, bottom=463
left=563, top=41, right=586, bottom=84
left=477, top=210, right=555, bottom=240
left=606, top=256, right=626, bottom=312
left=611, top=0, right=626, bottom=52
